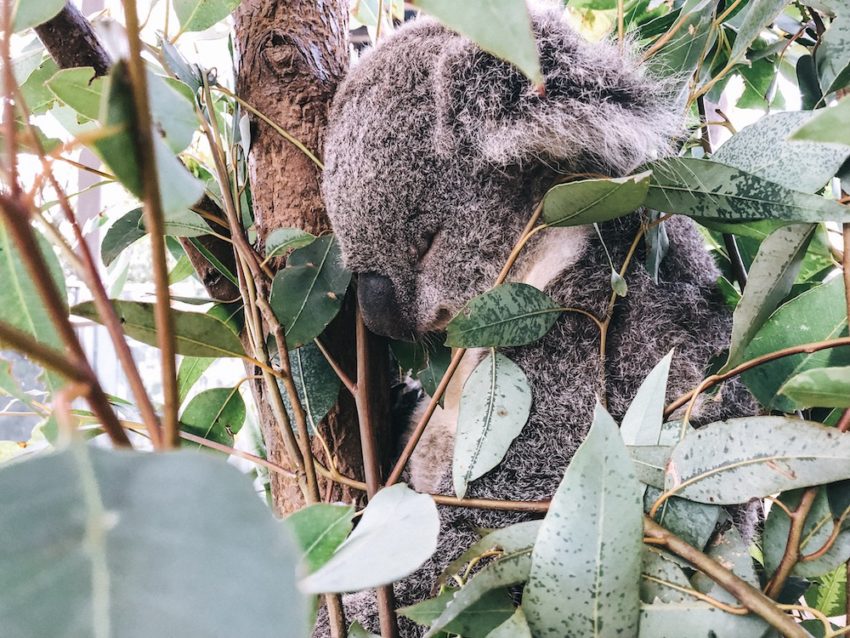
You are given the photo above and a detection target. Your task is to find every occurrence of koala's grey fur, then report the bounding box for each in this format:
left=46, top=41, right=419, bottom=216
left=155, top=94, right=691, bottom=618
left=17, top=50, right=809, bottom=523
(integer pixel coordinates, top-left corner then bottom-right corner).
left=318, top=3, right=756, bottom=636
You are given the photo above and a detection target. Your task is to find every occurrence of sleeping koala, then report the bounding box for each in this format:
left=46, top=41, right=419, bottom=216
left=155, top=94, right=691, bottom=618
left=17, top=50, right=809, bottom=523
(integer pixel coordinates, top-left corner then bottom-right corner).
left=319, top=3, right=755, bottom=636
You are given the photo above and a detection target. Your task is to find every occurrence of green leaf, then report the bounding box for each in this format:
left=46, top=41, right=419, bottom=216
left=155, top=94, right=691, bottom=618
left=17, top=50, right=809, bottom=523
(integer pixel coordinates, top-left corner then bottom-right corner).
left=270, top=235, right=352, bottom=349
left=445, top=283, right=561, bottom=348
left=782, top=366, right=850, bottom=408
left=524, top=404, right=642, bottom=637
left=299, top=483, right=439, bottom=594
left=692, top=527, right=759, bottom=603
left=0, top=444, right=307, bottom=637
left=265, top=228, right=316, bottom=259
left=12, top=0, right=64, bottom=31
left=402, top=588, right=516, bottom=638
left=665, top=416, right=850, bottom=504
left=791, top=95, right=850, bottom=147
left=0, top=223, right=66, bottom=393
left=101, top=209, right=147, bottom=267
left=46, top=67, right=104, bottom=121
left=441, top=520, right=541, bottom=585
left=177, top=356, right=214, bottom=406
left=713, top=111, right=850, bottom=193
left=279, top=342, right=341, bottom=434
left=741, top=277, right=850, bottom=413
left=640, top=547, right=691, bottom=604
left=542, top=172, right=650, bottom=227
left=180, top=387, right=245, bottom=448
left=485, top=607, right=531, bottom=638
left=174, top=0, right=242, bottom=33
left=723, top=224, right=816, bottom=370
left=648, top=0, right=718, bottom=87
left=72, top=300, right=246, bottom=358
left=160, top=38, right=203, bottom=94
left=391, top=338, right=451, bottom=400
left=764, top=487, right=850, bottom=579
left=148, top=74, right=198, bottom=153
left=19, top=57, right=59, bottom=115
left=637, top=602, right=768, bottom=637
left=284, top=503, right=355, bottom=573
left=817, top=13, right=850, bottom=95
left=95, top=61, right=204, bottom=216
left=805, top=563, right=848, bottom=618
left=423, top=552, right=531, bottom=638
left=728, top=0, right=788, bottom=62
left=644, top=157, right=850, bottom=223
left=645, top=486, right=721, bottom=551
left=453, top=351, right=531, bottom=499
left=409, top=0, right=542, bottom=88
left=348, top=621, right=381, bottom=638
left=610, top=269, right=628, bottom=297
left=621, top=350, right=673, bottom=446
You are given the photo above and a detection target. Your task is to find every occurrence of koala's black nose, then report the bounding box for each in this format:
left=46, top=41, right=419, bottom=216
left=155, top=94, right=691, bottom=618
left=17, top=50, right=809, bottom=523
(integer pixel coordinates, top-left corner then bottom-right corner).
left=358, top=273, right=413, bottom=340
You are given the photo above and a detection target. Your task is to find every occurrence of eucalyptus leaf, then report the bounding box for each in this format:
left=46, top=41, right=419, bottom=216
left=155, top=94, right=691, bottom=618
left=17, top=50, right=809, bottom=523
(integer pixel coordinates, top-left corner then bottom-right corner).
left=485, top=607, right=531, bottom=638
left=692, top=527, right=759, bottom=603
left=665, top=416, right=850, bottom=504
left=645, top=157, right=850, bottom=223
left=46, top=67, right=104, bottom=121
left=12, top=0, right=64, bottom=32
left=0, top=445, right=307, bottom=637
left=621, top=350, right=673, bottom=446
left=817, top=13, right=850, bottom=96
left=401, top=588, right=516, bottom=638
left=101, top=209, right=147, bottom=267
left=299, top=484, right=439, bottom=594
left=524, top=404, right=642, bottom=637
left=445, top=283, right=562, bottom=348
left=728, top=0, right=788, bottom=62
left=285, top=503, right=355, bottom=572
left=409, top=0, right=542, bottom=87
left=640, top=547, right=691, bottom=604
left=279, top=342, right=341, bottom=434
left=741, top=277, right=850, bottom=413
left=542, top=171, right=650, bottom=227
left=723, top=224, right=816, bottom=370
left=423, top=551, right=531, bottom=638
left=645, top=486, right=721, bottom=551
left=714, top=111, right=850, bottom=193
left=791, top=96, right=850, bottom=147
left=174, top=0, right=242, bottom=33
left=180, top=387, right=245, bottom=449
left=270, top=235, right=352, bottom=349
left=453, top=351, right=532, bottom=499
left=0, top=223, right=65, bottom=393
left=648, top=0, right=718, bottom=88
left=637, top=602, right=768, bottom=637
left=440, top=520, right=541, bottom=585
left=782, top=366, right=850, bottom=408
left=177, top=356, right=214, bottom=405
left=265, top=228, right=316, bottom=259
left=72, top=300, right=246, bottom=359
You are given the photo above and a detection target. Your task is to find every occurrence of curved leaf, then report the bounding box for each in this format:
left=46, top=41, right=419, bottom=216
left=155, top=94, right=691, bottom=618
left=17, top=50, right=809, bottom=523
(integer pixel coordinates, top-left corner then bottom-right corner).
left=621, top=350, right=673, bottom=446
left=665, top=416, right=850, bottom=504
left=445, top=283, right=562, bottom=348
left=486, top=607, right=532, bottom=638
left=728, top=0, right=788, bottom=62
left=453, top=351, right=532, bottom=499
left=12, top=0, right=64, bottom=32
left=180, top=387, right=246, bottom=448
left=542, top=171, right=650, bottom=227
left=174, top=0, right=242, bottom=33
left=441, top=520, right=541, bottom=585
left=792, top=95, right=850, bottom=147
left=270, top=235, right=352, bottom=349
left=817, top=13, right=850, bottom=96
left=0, top=445, right=307, bottom=637
left=782, top=366, right=850, bottom=408
left=524, top=404, right=643, bottom=637
left=285, top=503, right=355, bottom=573
left=265, top=228, right=316, bottom=259
left=638, top=602, right=767, bottom=637
left=299, top=484, right=439, bottom=594
left=645, top=157, right=850, bottom=223
left=72, top=300, right=246, bottom=358
left=401, top=588, right=515, bottom=638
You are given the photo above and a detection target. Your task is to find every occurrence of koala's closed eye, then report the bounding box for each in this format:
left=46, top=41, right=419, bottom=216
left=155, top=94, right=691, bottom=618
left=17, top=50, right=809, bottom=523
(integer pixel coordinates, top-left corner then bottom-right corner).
left=412, top=230, right=439, bottom=265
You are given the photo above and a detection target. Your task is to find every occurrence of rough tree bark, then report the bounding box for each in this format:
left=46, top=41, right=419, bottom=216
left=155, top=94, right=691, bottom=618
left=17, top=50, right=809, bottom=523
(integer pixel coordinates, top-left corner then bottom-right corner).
left=234, top=0, right=393, bottom=516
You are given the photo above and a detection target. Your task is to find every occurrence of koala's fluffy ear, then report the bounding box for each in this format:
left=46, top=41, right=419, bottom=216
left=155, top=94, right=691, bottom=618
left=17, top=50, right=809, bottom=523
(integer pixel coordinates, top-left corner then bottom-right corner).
left=432, top=8, right=682, bottom=174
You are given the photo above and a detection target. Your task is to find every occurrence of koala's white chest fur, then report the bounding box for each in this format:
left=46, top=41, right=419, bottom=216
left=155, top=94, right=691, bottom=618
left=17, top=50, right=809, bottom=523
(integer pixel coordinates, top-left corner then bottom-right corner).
left=407, top=226, right=590, bottom=494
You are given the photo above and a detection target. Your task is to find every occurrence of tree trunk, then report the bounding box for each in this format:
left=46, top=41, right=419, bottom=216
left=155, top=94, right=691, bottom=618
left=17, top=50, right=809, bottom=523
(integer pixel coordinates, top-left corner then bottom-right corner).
left=234, top=0, right=392, bottom=516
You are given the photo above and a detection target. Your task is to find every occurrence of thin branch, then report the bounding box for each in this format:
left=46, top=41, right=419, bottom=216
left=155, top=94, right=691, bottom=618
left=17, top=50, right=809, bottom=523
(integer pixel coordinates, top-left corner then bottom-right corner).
left=122, top=0, right=179, bottom=447
left=764, top=488, right=818, bottom=599
left=644, top=518, right=808, bottom=638
left=0, top=321, right=88, bottom=383
left=315, top=337, right=357, bottom=394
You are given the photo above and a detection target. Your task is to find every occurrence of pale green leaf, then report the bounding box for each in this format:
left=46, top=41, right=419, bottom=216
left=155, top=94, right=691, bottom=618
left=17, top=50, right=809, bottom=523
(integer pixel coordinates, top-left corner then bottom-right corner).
left=485, top=607, right=531, bottom=638
left=542, top=172, right=650, bottom=227
left=285, top=503, right=355, bottom=573
left=524, top=404, right=643, bottom=637
left=299, top=484, right=439, bottom=594
left=177, top=356, right=214, bottom=405
left=637, top=602, right=767, bottom=637
left=791, top=96, right=850, bottom=147
left=174, top=0, right=242, bottom=33
left=12, top=0, right=64, bottom=32
left=453, top=351, right=531, bottom=499
left=782, top=366, right=850, bottom=408
left=817, top=13, right=850, bottom=95
left=621, top=350, right=673, bottom=446
left=401, top=588, right=515, bottom=638
left=728, top=0, right=789, bottom=62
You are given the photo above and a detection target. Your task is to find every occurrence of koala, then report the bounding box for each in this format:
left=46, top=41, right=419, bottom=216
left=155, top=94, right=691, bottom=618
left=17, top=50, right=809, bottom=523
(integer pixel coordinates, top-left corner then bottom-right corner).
left=318, top=3, right=756, bottom=636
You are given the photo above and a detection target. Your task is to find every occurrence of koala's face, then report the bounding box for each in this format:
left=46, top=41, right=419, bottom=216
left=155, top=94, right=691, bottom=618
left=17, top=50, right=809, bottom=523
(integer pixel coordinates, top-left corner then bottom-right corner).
left=322, top=13, right=677, bottom=339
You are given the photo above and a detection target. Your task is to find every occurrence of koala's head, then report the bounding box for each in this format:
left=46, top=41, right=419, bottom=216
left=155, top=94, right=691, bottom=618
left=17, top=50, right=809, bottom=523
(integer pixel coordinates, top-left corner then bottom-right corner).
left=322, top=4, right=679, bottom=340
